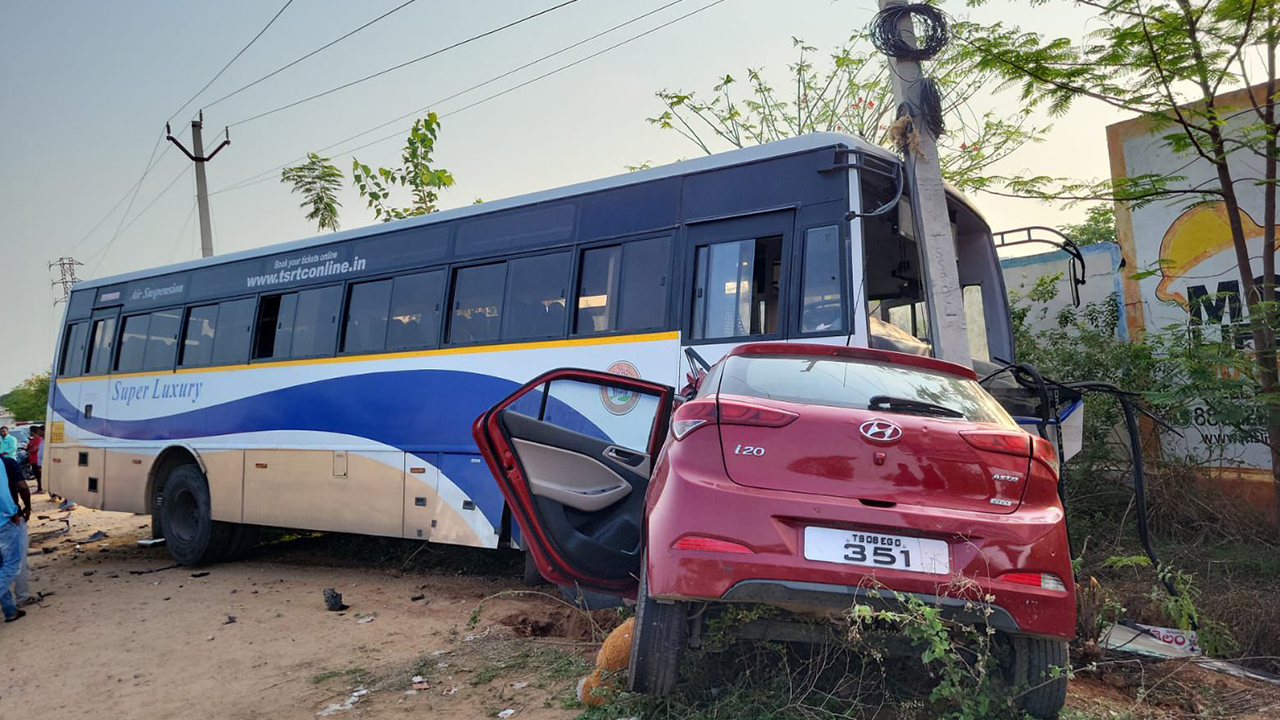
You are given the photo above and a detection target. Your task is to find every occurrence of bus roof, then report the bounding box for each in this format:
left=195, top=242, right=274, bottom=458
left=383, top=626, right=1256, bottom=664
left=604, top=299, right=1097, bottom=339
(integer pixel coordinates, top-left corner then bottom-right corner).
left=73, top=132, right=980, bottom=291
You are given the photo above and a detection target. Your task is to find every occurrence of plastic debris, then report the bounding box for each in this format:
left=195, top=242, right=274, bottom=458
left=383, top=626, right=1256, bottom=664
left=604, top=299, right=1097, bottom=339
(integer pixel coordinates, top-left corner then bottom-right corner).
left=357, top=615, right=375, bottom=624
left=498, top=710, right=515, bottom=718
left=137, top=537, right=166, bottom=547
left=317, top=687, right=368, bottom=716
left=323, top=588, right=348, bottom=611
left=410, top=593, right=426, bottom=602
left=510, top=681, right=529, bottom=689
left=442, top=686, right=458, bottom=696
left=224, top=616, right=237, bottom=625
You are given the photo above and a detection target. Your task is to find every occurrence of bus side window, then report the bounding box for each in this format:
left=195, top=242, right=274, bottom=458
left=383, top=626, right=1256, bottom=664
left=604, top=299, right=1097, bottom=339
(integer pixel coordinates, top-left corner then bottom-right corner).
left=575, top=245, right=621, bottom=334
left=254, top=293, right=298, bottom=360
left=290, top=285, right=343, bottom=358
left=800, top=226, right=843, bottom=334
left=180, top=305, right=219, bottom=367
left=387, top=270, right=445, bottom=350
left=691, top=236, right=782, bottom=340
left=86, top=316, right=118, bottom=376
left=503, top=252, right=569, bottom=341
left=210, top=298, right=256, bottom=365
left=115, top=314, right=151, bottom=373
left=574, top=236, right=671, bottom=336
left=143, top=308, right=182, bottom=371
left=342, top=279, right=393, bottom=354
left=449, top=263, right=506, bottom=345
left=58, top=322, right=89, bottom=378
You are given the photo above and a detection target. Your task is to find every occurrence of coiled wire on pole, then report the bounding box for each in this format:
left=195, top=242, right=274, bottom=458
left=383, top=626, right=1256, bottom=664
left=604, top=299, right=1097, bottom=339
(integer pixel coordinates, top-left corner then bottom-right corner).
left=869, top=3, right=950, bottom=62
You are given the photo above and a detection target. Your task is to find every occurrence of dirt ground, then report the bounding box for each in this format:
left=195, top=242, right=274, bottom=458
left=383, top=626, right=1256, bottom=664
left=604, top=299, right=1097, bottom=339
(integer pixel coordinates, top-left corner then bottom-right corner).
left=1, top=492, right=601, bottom=720
left=3, top=492, right=1277, bottom=720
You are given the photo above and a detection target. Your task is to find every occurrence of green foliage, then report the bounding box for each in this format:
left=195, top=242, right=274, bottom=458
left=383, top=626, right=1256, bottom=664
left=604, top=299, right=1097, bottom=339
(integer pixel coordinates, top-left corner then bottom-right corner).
left=1151, top=564, right=1240, bottom=656
left=1101, top=555, right=1152, bottom=571
left=648, top=33, right=1047, bottom=191
left=1, top=372, right=50, bottom=422
left=1061, top=204, right=1116, bottom=246
left=353, top=113, right=455, bottom=222
left=280, top=153, right=343, bottom=232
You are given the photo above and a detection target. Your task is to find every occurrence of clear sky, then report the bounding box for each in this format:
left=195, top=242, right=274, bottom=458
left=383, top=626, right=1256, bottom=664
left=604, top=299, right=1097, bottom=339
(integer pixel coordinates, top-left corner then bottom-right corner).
left=0, top=0, right=1124, bottom=391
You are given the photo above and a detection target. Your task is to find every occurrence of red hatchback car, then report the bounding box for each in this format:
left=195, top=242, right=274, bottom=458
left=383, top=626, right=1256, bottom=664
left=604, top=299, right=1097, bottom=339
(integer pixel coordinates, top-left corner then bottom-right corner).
left=474, top=343, right=1073, bottom=718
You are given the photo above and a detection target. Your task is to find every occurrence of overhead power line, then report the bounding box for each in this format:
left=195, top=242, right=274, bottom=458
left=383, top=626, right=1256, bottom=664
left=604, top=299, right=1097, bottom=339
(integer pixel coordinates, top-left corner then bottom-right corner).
left=68, top=134, right=169, bottom=255
left=227, top=0, right=584, bottom=128
left=168, top=0, right=297, bottom=124
left=202, top=0, right=424, bottom=113
left=213, top=0, right=718, bottom=196
left=87, top=164, right=192, bottom=277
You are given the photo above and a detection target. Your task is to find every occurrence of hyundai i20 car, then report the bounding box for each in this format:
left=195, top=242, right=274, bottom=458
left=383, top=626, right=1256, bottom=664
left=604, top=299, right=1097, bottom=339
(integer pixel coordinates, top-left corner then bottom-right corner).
left=474, top=343, right=1073, bottom=718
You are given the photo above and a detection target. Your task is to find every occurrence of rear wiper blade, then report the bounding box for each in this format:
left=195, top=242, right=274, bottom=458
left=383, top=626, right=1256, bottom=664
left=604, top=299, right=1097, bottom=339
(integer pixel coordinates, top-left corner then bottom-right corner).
left=867, top=395, right=964, bottom=419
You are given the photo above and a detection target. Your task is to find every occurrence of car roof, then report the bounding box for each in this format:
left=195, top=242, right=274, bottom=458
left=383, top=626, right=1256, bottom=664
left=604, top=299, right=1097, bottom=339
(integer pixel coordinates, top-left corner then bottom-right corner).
left=724, top=342, right=978, bottom=381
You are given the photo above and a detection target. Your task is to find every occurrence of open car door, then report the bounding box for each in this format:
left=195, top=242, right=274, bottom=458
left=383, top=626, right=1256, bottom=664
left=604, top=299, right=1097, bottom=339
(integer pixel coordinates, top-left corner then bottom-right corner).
left=473, top=369, right=674, bottom=596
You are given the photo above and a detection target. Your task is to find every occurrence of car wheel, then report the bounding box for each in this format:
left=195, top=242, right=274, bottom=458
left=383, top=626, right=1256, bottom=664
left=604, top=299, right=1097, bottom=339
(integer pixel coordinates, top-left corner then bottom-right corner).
left=627, top=559, right=687, bottom=696
left=1004, top=634, right=1068, bottom=719
left=160, top=464, right=234, bottom=566
left=523, top=548, right=548, bottom=586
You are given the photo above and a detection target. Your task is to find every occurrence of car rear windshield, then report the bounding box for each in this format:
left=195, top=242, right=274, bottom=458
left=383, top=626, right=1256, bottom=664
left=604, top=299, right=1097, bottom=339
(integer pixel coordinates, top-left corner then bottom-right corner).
left=717, top=354, right=1017, bottom=427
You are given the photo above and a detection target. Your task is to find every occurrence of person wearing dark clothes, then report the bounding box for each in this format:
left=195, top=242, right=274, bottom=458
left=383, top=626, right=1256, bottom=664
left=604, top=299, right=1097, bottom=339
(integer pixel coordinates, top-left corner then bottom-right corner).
left=25, top=426, right=43, bottom=493
left=0, top=455, right=27, bottom=622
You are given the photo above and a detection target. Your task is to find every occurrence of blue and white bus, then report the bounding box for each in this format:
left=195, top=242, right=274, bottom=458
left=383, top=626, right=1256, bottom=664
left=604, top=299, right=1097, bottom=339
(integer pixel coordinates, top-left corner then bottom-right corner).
left=45, top=133, right=1017, bottom=565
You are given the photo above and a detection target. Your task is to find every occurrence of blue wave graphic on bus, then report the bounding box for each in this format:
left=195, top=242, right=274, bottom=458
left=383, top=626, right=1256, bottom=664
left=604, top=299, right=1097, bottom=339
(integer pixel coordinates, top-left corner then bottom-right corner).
left=51, top=370, right=611, bottom=528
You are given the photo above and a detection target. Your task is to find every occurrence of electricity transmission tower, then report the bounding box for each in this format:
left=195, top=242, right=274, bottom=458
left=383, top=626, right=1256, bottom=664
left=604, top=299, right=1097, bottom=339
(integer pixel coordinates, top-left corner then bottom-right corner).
left=49, top=256, right=83, bottom=304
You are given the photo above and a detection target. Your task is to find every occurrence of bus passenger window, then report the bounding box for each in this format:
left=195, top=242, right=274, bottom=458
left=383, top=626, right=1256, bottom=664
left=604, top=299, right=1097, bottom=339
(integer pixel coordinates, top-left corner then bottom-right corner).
left=504, top=253, right=569, bottom=341
left=180, top=305, right=219, bottom=367
left=387, top=270, right=445, bottom=350
left=800, top=226, right=843, bottom=333
left=619, top=236, right=669, bottom=331
left=86, top=316, right=117, bottom=375
left=253, top=293, right=297, bottom=360
left=210, top=298, right=255, bottom=365
left=59, top=322, right=89, bottom=378
left=575, top=245, right=620, bottom=334
left=290, top=286, right=342, bottom=358
left=691, top=236, right=782, bottom=340
left=342, top=279, right=392, bottom=354
left=143, top=309, right=181, bottom=370
left=448, top=263, right=506, bottom=345
left=115, top=314, right=151, bottom=373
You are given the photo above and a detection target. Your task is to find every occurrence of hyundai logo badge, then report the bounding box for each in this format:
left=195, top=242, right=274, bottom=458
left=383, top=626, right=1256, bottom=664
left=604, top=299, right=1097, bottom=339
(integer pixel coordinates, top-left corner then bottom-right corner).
left=859, top=419, right=903, bottom=444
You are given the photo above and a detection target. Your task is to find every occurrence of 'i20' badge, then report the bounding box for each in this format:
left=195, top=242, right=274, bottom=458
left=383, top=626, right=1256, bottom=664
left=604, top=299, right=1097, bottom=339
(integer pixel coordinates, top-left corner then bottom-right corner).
left=601, top=360, right=641, bottom=415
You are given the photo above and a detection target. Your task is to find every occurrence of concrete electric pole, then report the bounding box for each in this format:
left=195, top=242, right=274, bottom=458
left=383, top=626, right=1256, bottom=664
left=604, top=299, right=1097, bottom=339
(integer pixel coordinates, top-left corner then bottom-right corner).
left=166, top=112, right=230, bottom=258
left=872, top=2, right=971, bottom=367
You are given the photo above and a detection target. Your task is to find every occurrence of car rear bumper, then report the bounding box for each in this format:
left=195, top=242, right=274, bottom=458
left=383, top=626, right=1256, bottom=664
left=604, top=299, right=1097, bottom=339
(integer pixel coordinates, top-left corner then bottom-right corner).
left=644, top=463, right=1076, bottom=640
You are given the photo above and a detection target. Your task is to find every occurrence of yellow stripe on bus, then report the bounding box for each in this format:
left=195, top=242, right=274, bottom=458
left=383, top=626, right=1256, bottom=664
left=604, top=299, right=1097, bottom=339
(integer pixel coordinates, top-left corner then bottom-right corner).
left=57, top=330, right=680, bottom=383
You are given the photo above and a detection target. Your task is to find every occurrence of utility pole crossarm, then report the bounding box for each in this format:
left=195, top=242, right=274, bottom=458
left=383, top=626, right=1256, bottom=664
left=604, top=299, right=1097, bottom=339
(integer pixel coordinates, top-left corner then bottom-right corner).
left=165, top=111, right=228, bottom=259
left=873, top=1, right=972, bottom=367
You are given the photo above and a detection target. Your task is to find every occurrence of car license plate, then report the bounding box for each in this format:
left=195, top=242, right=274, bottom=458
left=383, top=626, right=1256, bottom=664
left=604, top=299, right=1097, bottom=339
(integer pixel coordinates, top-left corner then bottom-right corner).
left=803, top=526, right=950, bottom=575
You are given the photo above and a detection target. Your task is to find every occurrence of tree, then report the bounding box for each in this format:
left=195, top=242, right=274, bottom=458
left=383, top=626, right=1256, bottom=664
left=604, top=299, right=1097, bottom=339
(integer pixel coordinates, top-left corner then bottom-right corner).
left=352, top=113, right=456, bottom=221
left=958, top=0, right=1280, bottom=530
left=281, top=153, right=343, bottom=232
left=1062, top=204, right=1116, bottom=245
left=1, top=372, right=50, bottom=422
left=646, top=33, right=1048, bottom=191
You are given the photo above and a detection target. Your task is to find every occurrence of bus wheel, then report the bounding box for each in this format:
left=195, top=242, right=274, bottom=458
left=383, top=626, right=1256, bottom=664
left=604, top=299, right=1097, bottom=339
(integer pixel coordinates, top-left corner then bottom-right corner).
left=224, top=524, right=261, bottom=561
left=160, top=463, right=234, bottom=566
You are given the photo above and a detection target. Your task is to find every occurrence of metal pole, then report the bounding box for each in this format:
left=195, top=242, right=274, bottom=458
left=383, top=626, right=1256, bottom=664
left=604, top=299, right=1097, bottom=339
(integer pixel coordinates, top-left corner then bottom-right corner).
left=877, top=0, right=971, bottom=367
left=191, top=118, right=215, bottom=258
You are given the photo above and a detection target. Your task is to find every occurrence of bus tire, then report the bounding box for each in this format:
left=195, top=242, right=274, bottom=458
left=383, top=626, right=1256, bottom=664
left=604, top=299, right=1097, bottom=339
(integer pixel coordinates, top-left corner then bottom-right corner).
left=160, top=463, right=234, bottom=566
left=224, top=524, right=261, bottom=561
left=627, top=559, right=687, bottom=696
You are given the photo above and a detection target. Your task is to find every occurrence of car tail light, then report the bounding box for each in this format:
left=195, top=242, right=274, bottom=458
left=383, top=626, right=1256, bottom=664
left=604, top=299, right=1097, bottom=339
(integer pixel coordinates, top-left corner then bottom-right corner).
left=718, top=399, right=798, bottom=428
left=672, top=535, right=754, bottom=554
left=999, top=572, right=1066, bottom=592
left=960, top=430, right=1032, bottom=457
left=671, top=398, right=798, bottom=440
left=671, top=400, right=717, bottom=440
left=1032, top=436, right=1059, bottom=477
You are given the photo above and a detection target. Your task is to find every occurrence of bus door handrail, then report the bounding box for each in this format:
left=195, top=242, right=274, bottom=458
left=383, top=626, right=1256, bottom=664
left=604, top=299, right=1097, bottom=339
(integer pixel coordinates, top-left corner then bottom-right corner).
left=992, top=226, right=1087, bottom=308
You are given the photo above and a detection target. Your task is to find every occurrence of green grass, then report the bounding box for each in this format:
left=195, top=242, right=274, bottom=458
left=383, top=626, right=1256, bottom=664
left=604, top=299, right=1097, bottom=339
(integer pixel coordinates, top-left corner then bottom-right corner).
left=310, top=666, right=369, bottom=685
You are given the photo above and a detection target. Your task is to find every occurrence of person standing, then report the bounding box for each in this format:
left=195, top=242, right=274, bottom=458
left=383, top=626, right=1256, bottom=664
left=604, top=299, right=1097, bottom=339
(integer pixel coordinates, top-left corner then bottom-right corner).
left=0, top=454, right=27, bottom=623
left=3, top=455, right=32, bottom=607
left=24, top=426, right=43, bottom=494
left=0, top=426, right=16, bottom=461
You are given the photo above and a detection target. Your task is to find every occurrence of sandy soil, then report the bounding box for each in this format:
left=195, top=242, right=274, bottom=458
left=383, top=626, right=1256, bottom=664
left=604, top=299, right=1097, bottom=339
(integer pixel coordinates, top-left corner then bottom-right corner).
left=1, top=492, right=598, bottom=720
left=3, top=492, right=1276, bottom=720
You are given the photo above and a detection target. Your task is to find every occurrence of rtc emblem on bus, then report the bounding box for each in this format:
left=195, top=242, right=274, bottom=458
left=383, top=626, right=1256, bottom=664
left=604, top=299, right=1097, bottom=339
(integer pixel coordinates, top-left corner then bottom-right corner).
left=601, top=360, right=642, bottom=415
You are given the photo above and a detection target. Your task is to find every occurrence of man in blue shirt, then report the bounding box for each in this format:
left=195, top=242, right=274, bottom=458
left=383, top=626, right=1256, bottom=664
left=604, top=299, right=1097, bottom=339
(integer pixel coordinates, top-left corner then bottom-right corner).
left=0, top=426, right=16, bottom=461
left=0, top=457, right=26, bottom=622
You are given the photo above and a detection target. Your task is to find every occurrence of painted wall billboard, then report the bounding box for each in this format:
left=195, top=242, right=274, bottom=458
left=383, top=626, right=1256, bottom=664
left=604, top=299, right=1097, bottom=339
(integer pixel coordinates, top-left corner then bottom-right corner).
left=1108, top=84, right=1276, bottom=509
